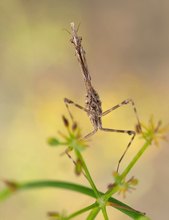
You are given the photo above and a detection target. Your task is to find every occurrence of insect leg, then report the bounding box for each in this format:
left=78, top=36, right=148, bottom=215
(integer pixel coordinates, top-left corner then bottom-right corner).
left=82, top=128, right=98, bottom=140
left=64, top=98, right=87, bottom=122
left=102, top=99, right=142, bottom=132
left=100, top=127, right=136, bottom=172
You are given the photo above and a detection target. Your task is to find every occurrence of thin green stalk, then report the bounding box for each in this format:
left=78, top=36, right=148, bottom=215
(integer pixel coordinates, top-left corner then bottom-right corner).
left=104, top=138, right=152, bottom=201
left=0, top=180, right=147, bottom=219
left=76, top=150, right=100, bottom=198
left=66, top=203, right=97, bottom=219
left=86, top=207, right=100, bottom=220
left=120, top=139, right=152, bottom=180
left=101, top=206, right=109, bottom=220
left=103, top=184, right=120, bottom=202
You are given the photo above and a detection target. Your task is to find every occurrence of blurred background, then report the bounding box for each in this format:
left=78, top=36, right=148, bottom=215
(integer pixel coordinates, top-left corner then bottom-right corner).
left=0, top=0, right=169, bottom=219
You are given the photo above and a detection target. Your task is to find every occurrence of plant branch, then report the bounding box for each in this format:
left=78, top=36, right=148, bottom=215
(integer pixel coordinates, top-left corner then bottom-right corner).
left=103, top=138, right=152, bottom=201
left=66, top=202, right=97, bottom=219
left=76, top=150, right=100, bottom=198
left=0, top=180, right=147, bottom=219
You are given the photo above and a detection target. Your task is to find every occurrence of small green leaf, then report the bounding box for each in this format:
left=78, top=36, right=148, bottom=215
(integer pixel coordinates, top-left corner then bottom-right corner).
left=48, top=137, right=61, bottom=146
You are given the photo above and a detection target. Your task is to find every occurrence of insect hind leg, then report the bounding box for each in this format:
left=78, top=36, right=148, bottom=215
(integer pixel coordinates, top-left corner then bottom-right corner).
left=100, top=127, right=136, bottom=172
left=102, top=98, right=142, bottom=133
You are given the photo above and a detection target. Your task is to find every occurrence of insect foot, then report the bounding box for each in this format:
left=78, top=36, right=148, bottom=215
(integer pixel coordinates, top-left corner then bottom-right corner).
left=64, top=98, right=73, bottom=104
left=128, top=130, right=136, bottom=135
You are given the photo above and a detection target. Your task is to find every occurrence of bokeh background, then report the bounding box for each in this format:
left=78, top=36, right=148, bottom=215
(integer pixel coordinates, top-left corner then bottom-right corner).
left=0, top=1, right=169, bottom=219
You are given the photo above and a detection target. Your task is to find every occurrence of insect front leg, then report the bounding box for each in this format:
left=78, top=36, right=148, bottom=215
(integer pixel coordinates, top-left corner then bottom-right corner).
left=64, top=98, right=88, bottom=122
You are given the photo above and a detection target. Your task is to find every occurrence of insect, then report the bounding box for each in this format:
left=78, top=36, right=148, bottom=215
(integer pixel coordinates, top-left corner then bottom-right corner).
left=64, top=22, right=142, bottom=172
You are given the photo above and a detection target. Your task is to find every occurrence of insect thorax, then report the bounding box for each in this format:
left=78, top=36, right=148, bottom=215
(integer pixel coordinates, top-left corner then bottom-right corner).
left=85, top=87, right=102, bottom=128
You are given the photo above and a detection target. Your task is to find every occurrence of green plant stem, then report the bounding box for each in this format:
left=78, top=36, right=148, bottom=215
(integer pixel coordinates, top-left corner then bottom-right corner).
left=104, top=138, right=152, bottom=201
left=0, top=180, right=147, bottom=219
left=86, top=207, right=100, bottom=220
left=101, top=206, right=109, bottom=220
left=66, top=203, right=97, bottom=219
left=103, top=184, right=120, bottom=202
left=120, top=139, right=152, bottom=180
left=76, top=150, right=100, bottom=198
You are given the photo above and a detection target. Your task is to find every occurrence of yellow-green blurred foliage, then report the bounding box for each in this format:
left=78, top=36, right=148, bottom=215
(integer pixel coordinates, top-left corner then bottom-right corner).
left=0, top=1, right=169, bottom=220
